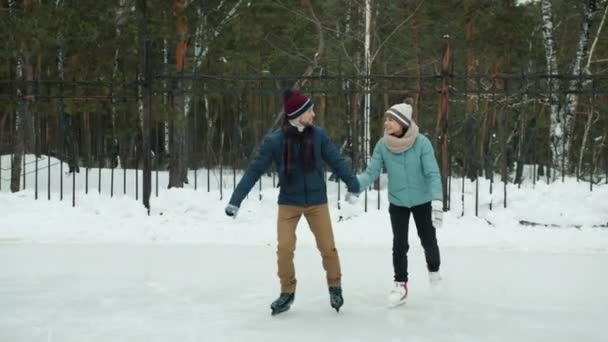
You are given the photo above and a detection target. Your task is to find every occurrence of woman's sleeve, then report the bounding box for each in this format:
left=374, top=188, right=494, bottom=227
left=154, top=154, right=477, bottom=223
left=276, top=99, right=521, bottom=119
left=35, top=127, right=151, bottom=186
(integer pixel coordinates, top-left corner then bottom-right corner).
left=357, top=141, right=384, bottom=192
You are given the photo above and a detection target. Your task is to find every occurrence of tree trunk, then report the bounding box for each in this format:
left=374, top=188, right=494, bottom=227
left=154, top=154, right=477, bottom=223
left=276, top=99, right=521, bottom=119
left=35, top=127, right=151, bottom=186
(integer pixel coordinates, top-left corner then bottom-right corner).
left=10, top=93, right=23, bottom=192
left=515, top=109, right=527, bottom=184
left=351, top=92, right=360, bottom=171
left=11, top=47, right=34, bottom=192
left=235, top=91, right=246, bottom=166
left=412, top=13, right=422, bottom=124
left=363, top=0, right=372, bottom=165
left=435, top=38, right=451, bottom=210
left=0, top=113, right=8, bottom=149
left=465, top=11, right=480, bottom=180
left=110, top=49, right=119, bottom=167
left=67, top=114, right=80, bottom=173
left=540, top=0, right=563, bottom=177
left=118, top=109, right=136, bottom=169
left=565, top=2, right=594, bottom=172
left=169, top=80, right=188, bottom=188
left=578, top=105, right=597, bottom=175
left=82, top=112, right=91, bottom=166
left=203, top=93, right=216, bottom=169
left=110, top=0, right=127, bottom=168
left=168, top=0, right=189, bottom=188
left=162, top=38, right=170, bottom=166
left=479, top=96, right=493, bottom=179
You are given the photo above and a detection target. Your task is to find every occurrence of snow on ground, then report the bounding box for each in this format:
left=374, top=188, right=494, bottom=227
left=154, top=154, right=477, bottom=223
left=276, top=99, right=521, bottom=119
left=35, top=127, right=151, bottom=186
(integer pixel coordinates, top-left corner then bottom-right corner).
left=1, top=244, right=606, bottom=342
left=1, top=155, right=607, bottom=341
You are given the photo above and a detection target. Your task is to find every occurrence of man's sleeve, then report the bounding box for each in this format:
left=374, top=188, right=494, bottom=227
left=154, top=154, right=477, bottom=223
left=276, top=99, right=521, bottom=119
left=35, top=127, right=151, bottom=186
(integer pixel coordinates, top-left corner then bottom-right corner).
left=320, top=129, right=360, bottom=193
left=228, top=136, right=275, bottom=207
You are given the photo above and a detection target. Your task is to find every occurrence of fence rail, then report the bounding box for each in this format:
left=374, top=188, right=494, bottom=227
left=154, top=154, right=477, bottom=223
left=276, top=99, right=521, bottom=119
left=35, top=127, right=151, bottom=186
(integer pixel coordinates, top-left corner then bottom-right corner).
left=2, top=70, right=607, bottom=213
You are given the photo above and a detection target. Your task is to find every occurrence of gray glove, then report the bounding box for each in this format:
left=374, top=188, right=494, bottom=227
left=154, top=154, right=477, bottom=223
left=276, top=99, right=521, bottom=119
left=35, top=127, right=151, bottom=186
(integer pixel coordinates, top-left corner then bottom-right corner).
left=431, top=200, right=443, bottom=228
left=225, top=204, right=239, bottom=218
left=345, top=192, right=359, bottom=205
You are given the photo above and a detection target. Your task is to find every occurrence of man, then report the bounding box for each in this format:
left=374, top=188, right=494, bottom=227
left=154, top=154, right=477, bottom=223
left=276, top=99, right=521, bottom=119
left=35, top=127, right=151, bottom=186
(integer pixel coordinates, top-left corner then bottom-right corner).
left=225, top=89, right=360, bottom=315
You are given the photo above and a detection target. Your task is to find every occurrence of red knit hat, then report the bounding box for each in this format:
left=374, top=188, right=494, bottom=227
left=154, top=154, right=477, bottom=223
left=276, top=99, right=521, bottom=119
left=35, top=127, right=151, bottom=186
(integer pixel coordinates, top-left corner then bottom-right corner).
left=282, top=89, right=313, bottom=120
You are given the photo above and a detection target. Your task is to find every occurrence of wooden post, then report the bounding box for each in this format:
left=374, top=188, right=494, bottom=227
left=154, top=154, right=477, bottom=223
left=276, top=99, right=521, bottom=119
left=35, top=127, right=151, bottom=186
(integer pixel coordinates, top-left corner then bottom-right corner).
left=435, top=36, right=451, bottom=211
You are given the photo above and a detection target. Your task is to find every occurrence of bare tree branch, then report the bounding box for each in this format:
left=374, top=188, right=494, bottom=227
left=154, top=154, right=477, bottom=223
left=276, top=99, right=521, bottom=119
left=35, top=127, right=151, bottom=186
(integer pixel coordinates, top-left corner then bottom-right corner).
left=263, top=34, right=313, bottom=64
left=293, top=0, right=325, bottom=90
left=265, top=0, right=325, bottom=135
left=272, top=0, right=365, bottom=44
left=370, top=0, right=426, bottom=64
left=584, top=1, right=608, bottom=78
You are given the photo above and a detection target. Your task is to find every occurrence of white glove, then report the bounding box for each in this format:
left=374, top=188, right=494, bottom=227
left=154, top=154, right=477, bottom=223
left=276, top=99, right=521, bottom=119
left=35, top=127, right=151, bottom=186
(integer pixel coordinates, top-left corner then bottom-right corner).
left=431, top=200, right=443, bottom=228
left=345, top=192, right=359, bottom=205
left=225, top=204, right=239, bottom=219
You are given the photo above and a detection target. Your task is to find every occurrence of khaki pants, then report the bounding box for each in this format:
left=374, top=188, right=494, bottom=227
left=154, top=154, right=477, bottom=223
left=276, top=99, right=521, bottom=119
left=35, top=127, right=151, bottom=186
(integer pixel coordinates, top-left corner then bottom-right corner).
left=276, top=204, right=341, bottom=293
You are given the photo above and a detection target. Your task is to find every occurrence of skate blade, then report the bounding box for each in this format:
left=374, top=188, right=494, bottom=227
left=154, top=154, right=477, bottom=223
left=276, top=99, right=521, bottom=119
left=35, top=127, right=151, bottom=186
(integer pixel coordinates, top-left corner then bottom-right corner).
left=388, top=299, right=407, bottom=308
left=271, top=305, right=291, bottom=316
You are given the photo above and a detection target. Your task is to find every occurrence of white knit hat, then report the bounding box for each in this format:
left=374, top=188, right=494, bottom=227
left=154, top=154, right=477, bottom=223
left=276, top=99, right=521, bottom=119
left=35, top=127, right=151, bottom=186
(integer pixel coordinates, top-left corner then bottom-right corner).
left=385, top=103, right=413, bottom=128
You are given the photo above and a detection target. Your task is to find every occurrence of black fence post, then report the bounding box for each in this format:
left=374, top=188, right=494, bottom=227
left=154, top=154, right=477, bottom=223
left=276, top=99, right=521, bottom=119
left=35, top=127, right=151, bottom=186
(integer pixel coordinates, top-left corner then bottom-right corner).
left=122, top=75, right=127, bottom=196
left=154, top=122, right=160, bottom=198
left=0, top=121, right=2, bottom=192
left=46, top=85, right=51, bottom=200
left=85, top=128, right=89, bottom=195
left=590, top=137, right=594, bottom=192
left=194, top=98, right=198, bottom=191
left=531, top=73, right=538, bottom=187
left=140, top=1, right=152, bottom=213
left=489, top=78, right=496, bottom=211
left=34, top=121, right=38, bottom=200
left=22, top=150, right=25, bottom=190
left=135, top=156, right=139, bottom=201
left=448, top=154, right=452, bottom=211
left=129, top=0, right=150, bottom=210
left=72, top=159, right=76, bottom=207
left=221, top=162, right=225, bottom=200
left=59, top=80, right=65, bottom=201
left=475, top=74, right=481, bottom=217
left=605, top=141, right=607, bottom=185
left=518, top=71, right=525, bottom=189
left=502, top=78, right=509, bottom=209
left=97, top=111, right=102, bottom=195
left=437, top=36, right=451, bottom=212
left=590, top=78, right=596, bottom=192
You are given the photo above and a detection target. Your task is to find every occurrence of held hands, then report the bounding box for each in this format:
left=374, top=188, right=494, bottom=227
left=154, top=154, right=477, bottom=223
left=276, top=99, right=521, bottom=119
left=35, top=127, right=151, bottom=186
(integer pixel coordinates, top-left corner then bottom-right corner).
left=225, top=204, right=239, bottom=218
left=345, top=192, right=360, bottom=205
left=431, top=200, right=443, bottom=229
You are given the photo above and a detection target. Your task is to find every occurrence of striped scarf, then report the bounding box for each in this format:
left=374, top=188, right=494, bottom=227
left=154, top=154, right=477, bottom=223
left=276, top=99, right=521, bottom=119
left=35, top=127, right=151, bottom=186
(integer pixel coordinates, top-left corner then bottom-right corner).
left=282, top=125, right=315, bottom=180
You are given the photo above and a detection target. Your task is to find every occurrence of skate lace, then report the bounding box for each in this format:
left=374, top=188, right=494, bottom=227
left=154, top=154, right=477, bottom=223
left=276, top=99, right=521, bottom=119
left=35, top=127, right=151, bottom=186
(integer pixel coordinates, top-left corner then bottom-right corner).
left=329, top=288, right=342, bottom=303
left=391, top=282, right=406, bottom=294
left=429, top=272, right=442, bottom=283
left=276, top=294, right=292, bottom=306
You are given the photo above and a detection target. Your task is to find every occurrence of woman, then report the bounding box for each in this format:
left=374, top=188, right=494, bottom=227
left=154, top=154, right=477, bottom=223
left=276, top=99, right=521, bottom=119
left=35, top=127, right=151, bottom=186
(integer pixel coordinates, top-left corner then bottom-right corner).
left=357, top=102, right=443, bottom=307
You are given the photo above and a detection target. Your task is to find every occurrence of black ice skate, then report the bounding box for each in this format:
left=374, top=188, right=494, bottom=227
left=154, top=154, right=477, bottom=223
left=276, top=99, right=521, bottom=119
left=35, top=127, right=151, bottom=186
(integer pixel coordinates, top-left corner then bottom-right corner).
left=270, top=292, right=295, bottom=315
left=329, top=287, right=343, bottom=312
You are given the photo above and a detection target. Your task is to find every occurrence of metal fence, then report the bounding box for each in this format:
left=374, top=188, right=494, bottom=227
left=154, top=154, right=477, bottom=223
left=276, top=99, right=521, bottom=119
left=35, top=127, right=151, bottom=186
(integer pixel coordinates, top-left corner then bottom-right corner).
left=1, top=69, right=607, bottom=215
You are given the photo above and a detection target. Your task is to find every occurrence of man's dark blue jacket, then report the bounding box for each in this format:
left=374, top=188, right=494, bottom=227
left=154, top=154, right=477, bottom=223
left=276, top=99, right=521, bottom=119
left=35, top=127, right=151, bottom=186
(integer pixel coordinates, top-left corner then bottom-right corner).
left=228, top=127, right=360, bottom=207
